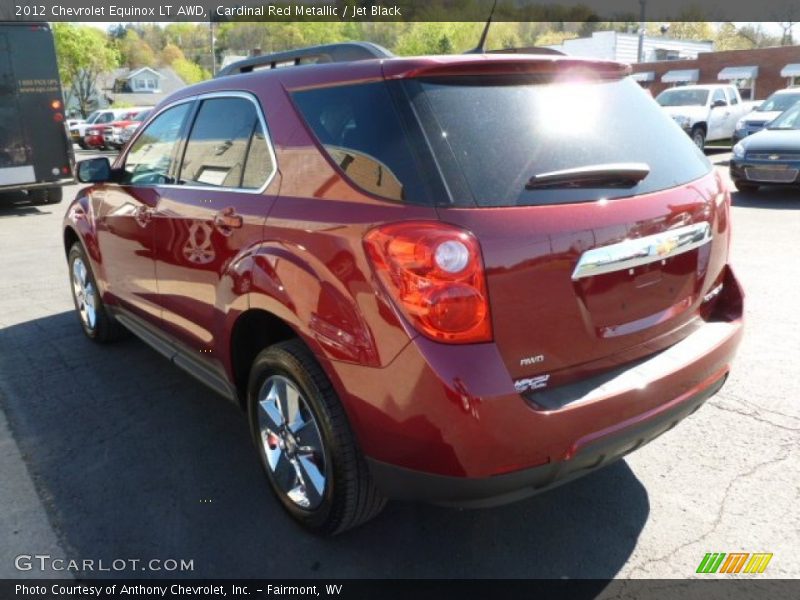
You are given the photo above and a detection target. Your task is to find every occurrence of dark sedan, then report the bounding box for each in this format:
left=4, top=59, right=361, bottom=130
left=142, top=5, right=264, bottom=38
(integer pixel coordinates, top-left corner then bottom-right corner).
left=730, top=100, right=800, bottom=192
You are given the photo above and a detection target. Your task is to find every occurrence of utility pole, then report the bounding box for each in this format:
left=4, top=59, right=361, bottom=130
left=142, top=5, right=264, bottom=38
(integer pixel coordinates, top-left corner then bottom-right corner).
left=209, top=20, right=216, bottom=77
left=637, top=0, right=646, bottom=63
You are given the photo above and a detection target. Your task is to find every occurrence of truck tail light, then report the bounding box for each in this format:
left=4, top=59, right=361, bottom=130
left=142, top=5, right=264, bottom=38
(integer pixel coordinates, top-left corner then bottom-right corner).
left=51, top=99, right=64, bottom=122
left=364, top=221, right=492, bottom=344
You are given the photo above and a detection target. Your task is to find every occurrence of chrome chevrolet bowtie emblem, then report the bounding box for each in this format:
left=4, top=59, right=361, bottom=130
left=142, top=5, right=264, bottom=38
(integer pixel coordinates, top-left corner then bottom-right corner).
left=769, top=154, right=780, bottom=160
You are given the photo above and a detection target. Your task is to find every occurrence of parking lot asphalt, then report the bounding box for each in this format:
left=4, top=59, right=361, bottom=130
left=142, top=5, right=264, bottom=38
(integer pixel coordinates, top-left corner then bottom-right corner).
left=0, top=149, right=798, bottom=579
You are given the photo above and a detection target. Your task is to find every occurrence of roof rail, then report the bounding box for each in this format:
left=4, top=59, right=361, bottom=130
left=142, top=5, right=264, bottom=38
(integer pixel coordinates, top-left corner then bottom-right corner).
left=216, top=42, right=394, bottom=77
left=487, top=46, right=566, bottom=56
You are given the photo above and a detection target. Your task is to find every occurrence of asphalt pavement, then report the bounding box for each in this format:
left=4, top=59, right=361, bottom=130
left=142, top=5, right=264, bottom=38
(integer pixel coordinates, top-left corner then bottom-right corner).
left=0, top=151, right=798, bottom=579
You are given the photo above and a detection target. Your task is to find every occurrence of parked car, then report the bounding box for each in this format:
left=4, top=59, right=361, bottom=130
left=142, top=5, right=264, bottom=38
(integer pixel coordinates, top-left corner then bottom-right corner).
left=69, top=108, right=130, bottom=149
left=730, top=99, right=800, bottom=192
left=104, top=109, right=151, bottom=150
left=85, top=109, right=150, bottom=150
left=656, top=84, right=751, bottom=149
left=65, top=43, right=744, bottom=535
left=732, top=87, right=800, bottom=143
left=82, top=123, right=109, bottom=150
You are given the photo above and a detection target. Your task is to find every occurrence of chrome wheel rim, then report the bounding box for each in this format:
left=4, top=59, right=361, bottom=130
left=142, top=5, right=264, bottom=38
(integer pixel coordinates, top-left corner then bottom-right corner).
left=71, top=257, right=97, bottom=331
left=257, top=375, right=327, bottom=510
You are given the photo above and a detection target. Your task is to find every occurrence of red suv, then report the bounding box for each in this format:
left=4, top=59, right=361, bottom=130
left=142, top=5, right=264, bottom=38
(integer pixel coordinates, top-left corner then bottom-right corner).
left=65, top=43, right=744, bottom=535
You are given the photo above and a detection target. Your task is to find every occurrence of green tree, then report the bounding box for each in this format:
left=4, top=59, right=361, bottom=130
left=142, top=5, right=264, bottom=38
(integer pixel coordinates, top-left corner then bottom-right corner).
left=119, top=30, right=157, bottom=69
left=394, top=23, right=482, bottom=55
left=656, top=22, right=714, bottom=41
left=714, top=22, right=756, bottom=51
left=171, top=58, right=211, bottom=85
left=53, top=23, right=119, bottom=117
left=160, top=43, right=185, bottom=66
left=535, top=30, right=579, bottom=46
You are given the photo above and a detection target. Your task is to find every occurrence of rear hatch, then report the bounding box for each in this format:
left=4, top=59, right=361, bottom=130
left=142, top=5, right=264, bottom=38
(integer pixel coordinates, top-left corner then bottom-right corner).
left=395, top=61, right=730, bottom=386
left=288, top=57, right=730, bottom=389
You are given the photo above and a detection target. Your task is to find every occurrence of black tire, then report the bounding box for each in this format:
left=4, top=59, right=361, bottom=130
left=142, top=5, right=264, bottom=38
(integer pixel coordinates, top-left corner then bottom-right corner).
left=690, top=126, right=706, bottom=151
left=78, top=141, right=88, bottom=150
left=247, top=339, right=386, bottom=535
left=28, top=187, right=62, bottom=206
left=734, top=181, right=759, bottom=193
left=67, top=242, right=125, bottom=343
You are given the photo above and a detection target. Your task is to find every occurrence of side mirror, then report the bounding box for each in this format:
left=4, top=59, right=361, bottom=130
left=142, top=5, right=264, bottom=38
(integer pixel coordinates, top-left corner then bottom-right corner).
left=77, top=157, right=112, bottom=183
left=712, top=99, right=727, bottom=108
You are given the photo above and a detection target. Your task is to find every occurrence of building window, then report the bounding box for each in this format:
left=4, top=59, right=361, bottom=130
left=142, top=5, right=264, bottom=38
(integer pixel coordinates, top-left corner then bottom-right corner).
left=731, top=79, right=756, bottom=101
left=653, top=48, right=681, bottom=61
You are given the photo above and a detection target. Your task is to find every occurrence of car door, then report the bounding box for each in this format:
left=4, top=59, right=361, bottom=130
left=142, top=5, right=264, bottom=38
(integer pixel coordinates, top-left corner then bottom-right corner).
left=152, top=93, right=279, bottom=365
left=707, top=88, right=729, bottom=140
left=94, top=101, right=192, bottom=324
left=725, top=86, right=743, bottom=129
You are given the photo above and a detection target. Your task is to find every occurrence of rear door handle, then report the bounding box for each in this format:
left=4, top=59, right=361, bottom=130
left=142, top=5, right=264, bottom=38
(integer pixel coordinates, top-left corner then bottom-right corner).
left=213, top=207, right=243, bottom=235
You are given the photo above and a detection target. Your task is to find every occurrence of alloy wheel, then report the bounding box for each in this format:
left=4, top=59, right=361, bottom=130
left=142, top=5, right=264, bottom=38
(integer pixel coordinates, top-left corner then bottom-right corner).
left=257, top=375, right=327, bottom=509
left=71, top=257, right=97, bottom=331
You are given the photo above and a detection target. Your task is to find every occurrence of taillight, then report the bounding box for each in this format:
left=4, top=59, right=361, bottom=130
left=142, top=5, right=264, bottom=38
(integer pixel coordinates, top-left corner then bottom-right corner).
left=364, top=221, right=492, bottom=344
left=50, top=99, right=64, bottom=122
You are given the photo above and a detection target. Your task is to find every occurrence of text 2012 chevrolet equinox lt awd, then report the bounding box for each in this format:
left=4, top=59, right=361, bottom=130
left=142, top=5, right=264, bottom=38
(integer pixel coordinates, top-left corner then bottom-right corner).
left=64, top=43, right=744, bottom=534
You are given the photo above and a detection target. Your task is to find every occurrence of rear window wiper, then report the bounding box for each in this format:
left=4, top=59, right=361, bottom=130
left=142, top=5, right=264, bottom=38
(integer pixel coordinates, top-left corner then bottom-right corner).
left=525, top=163, right=650, bottom=190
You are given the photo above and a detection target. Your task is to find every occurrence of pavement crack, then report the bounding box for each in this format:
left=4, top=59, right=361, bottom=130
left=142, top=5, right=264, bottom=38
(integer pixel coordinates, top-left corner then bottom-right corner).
left=707, top=400, right=800, bottom=433
left=627, top=443, right=794, bottom=577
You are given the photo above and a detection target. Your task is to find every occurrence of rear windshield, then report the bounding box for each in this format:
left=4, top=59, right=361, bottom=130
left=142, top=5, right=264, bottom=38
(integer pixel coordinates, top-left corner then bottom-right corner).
left=293, top=76, right=710, bottom=207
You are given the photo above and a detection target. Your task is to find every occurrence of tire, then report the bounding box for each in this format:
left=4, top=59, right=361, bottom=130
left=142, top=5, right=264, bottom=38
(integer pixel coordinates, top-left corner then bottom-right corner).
left=690, top=126, right=706, bottom=151
left=78, top=141, right=88, bottom=150
left=28, top=187, right=62, bottom=206
left=734, top=181, right=759, bottom=193
left=67, top=243, right=125, bottom=343
left=247, top=339, right=386, bottom=535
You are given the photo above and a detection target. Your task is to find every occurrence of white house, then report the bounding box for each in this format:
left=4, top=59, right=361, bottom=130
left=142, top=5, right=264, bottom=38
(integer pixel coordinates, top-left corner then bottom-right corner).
left=546, top=31, right=713, bottom=64
left=124, top=67, right=163, bottom=93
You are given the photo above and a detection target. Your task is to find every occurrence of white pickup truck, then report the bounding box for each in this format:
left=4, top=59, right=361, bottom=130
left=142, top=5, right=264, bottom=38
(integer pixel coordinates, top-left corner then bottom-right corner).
left=655, top=84, right=753, bottom=149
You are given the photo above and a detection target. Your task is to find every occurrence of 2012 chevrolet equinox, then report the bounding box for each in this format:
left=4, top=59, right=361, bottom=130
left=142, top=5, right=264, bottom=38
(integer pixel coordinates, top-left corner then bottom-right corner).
left=64, top=43, right=744, bottom=534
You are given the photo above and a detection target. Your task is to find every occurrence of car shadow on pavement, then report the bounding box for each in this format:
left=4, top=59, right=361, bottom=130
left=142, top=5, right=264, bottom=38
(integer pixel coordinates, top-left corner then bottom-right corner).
left=731, top=188, right=800, bottom=209
left=0, top=311, right=650, bottom=581
left=0, top=199, right=53, bottom=218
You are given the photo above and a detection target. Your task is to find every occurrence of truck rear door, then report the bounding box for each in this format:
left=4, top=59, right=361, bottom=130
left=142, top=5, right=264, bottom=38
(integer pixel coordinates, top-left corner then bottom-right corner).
left=0, top=24, right=73, bottom=192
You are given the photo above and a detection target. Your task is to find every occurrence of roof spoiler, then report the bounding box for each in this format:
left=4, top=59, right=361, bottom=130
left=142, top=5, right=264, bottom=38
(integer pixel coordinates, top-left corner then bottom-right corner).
left=216, top=42, right=394, bottom=77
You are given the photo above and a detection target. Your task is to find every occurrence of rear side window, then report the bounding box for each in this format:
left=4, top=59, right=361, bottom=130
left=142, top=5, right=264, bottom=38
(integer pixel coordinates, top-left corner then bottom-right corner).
left=712, top=89, right=727, bottom=105
left=179, top=97, right=273, bottom=190
left=409, top=76, right=712, bottom=207
left=292, top=83, right=434, bottom=203
left=123, top=103, right=190, bottom=185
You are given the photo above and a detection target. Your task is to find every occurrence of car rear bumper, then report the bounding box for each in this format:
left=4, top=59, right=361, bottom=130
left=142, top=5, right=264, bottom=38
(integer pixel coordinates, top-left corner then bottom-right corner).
left=368, top=371, right=726, bottom=507
left=325, top=266, right=743, bottom=501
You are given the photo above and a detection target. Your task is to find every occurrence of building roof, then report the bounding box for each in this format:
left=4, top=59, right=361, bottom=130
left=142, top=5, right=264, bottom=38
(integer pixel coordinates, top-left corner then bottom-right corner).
left=99, top=66, right=186, bottom=107
left=126, top=67, right=165, bottom=80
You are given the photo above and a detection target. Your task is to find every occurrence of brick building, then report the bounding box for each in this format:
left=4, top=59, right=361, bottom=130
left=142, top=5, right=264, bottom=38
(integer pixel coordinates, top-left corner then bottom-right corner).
left=631, top=45, right=800, bottom=101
